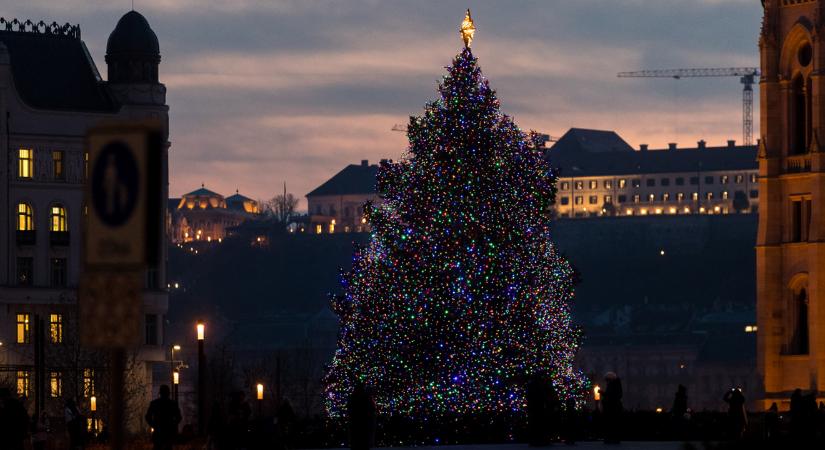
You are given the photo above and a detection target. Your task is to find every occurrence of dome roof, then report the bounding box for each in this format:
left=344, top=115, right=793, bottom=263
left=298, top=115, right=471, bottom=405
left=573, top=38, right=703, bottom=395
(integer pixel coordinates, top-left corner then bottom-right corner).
left=106, top=11, right=159, bottom=56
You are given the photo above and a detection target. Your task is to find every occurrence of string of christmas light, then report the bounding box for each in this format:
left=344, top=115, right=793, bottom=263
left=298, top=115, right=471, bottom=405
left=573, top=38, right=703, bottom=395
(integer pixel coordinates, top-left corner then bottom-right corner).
left=324, top=47, right=587, bottom=419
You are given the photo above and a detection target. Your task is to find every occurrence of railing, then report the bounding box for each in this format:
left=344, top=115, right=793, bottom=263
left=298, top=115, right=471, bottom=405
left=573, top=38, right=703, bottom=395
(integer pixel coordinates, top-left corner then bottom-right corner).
left=785, top=154, right=811, bottom=173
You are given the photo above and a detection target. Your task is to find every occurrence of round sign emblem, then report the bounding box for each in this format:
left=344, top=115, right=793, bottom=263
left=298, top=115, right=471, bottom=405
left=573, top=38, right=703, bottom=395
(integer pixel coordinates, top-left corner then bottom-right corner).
left=91, top=141, right=139, bottom=227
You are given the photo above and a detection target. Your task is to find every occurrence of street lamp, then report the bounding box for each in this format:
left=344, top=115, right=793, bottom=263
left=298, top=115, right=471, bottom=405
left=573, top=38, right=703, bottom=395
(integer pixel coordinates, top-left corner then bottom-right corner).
left=256, top=383, right=264, bottom=416
left=173, top=371, right=180, bottom=402
left=90, top=396, right=97, bottom=435
left=196, top=321, right=206, bottom=436
left=170, top=344, right=181, bottom=391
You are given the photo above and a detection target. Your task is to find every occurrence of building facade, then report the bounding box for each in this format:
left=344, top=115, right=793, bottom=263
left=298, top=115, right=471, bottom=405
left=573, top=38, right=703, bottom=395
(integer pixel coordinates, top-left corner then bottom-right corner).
left=547, top=129, right=760, bottom=218
left=757, top=0, right=825, bottom=409
left=0, top=12, right=169, bottom=423
left=168, top=186, right=260, bottom=243
left=305, top=159, right=381, bottom=233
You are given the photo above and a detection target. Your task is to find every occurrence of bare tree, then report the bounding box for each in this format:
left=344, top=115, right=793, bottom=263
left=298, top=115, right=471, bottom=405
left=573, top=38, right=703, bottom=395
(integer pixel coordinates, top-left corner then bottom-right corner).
left=263, top=193, right=299, bottom=224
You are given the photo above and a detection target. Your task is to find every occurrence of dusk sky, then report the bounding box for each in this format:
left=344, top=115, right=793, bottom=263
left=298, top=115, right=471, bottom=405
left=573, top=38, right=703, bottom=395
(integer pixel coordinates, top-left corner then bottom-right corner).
left=6, top=0, right=761, bottom=209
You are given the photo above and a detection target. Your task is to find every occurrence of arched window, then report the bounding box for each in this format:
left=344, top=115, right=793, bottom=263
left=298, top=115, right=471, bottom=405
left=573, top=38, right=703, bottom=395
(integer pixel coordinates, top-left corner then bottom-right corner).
left=50, top=205, right=67, bottom=232
left=788, top=283, right=810, bottom=355
left=17, top=203, right=33, bottom=231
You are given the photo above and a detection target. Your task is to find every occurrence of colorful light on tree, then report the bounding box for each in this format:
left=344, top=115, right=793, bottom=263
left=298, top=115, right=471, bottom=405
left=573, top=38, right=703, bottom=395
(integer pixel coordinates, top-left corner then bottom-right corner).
left=324, top=42, right=586, bottom=419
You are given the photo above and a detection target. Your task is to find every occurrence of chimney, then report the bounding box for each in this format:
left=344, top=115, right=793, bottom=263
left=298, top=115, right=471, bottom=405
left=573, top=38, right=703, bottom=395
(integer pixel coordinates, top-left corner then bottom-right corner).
left=697, top=140, right=706, bottom=149
left=361, top=159, right=369, bottom=167
left=640, top=144, right=649, bottom=152
left=668, top=143, right=677, bottom=151
left=380, top=158, right=388, bottom=165
left=727, top=140, right=736, bottom=148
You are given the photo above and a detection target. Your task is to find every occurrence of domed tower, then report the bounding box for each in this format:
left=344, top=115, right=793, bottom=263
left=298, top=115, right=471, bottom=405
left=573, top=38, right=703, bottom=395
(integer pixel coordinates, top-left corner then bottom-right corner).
left=105, top=10, right=160, bottom=84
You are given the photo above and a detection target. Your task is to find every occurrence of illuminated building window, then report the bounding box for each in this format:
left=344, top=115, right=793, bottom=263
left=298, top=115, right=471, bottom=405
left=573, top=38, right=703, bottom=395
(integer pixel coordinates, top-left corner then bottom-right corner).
left=560, top=181, right=570, bottom=190
left=646, top=179, right=655, bottom=187
left=618, top=179, right=627, bottom=189
left=677, top=193, right=685, bottom=202
left=675, top=177, right=685, bottom=186
left=50, top=314, right=63, bottom=344
left=660, top=178, right=670, bottom=187
left=574, top=181, right=583, bottom=190
left=574, top=196, right=583, bottom=205
left=560, top=197, right=569, bottom=205
left=648, top=194, right=655, bottom=203
left=53, top=151, right=64, bottom=180
left=83, top=369, right=96, bottom=397
left=662, top=193, right=670, bottom=202
left=633, top=195, right=640, bottom=203
left=329, top=221, right=335, bottom=233
left=588, top=195, right=598, bottom=205
left=692, top=192, right=699, bottom=201
left=17, top=371, right=31, bottom=396
left=17, top=258, right=33, bottom=286
left=706, top=192, right=713, bottom=200
left=720, top=175, right=729, bottom=184
left=604, top=180, right=613, bottom=189
left=604, top=195, right=613, bottom=204
left=315, top=224, right=322, bottom=234
left=50, top=205, right=67, bottom=231
left=50, top=371, right=62, bottom=397
left=722, top=191, right=729, bottom=200
left=18, top=149, right=34, bottom=179
left=750, top=173, right=757, bottom=183
left=617, top=195, right=626, bottom=203
left=632, top=179, right=641, bottom=188
left=588, top=180, right=596, bottom=189
left=689, top=177, right=699, bottom=185
left=84, top=152, right=89, bottom=180
left=704, top=176, right=714, bottom=184
left=17, top=313, right=31, bottom=344
left=17, top=203, right=34, bottom=231
left=735, top=174, right=744, bottom=183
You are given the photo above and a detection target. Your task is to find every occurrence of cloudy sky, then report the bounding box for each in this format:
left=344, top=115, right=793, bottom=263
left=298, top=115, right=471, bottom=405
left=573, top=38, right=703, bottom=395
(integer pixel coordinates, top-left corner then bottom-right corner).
left=5, top=0, right=761, bottom=208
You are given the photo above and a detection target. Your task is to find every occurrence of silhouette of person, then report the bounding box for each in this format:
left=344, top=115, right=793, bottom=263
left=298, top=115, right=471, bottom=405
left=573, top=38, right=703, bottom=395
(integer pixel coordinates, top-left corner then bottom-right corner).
left=790, top=388, right=804, bottom=440
left=601, top=372, right=623, bottom=444
left=671, top=384, right=688, bottom=439
left=145, top=385, right=182, bottom=450
left=722, top=387, right=747, bottom=440
left=347, top=382, right=376, bottom=450
left=0, top=388, right=29, bottom=450
left=764, top=402, right=779, bottom=441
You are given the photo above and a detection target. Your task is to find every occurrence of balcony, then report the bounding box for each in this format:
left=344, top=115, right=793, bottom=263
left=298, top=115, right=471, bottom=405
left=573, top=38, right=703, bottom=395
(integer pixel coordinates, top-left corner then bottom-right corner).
left=50, top=231, right=70, bottom=246
left=785, top=154, right=811, bottom=173
left=16, top=230, right=36, bottom=245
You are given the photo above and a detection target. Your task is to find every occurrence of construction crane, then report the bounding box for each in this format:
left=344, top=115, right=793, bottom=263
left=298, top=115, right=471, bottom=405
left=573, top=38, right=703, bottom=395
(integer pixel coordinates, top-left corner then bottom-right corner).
left=617, top=67, right=760, bottom=146
left=391, top=124, right=560, bottom=146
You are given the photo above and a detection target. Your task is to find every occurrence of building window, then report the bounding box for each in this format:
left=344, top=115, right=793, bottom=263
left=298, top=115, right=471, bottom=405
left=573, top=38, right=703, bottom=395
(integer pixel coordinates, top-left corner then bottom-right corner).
left=83, top=369, right=96, bottom=397
left=662, top=193, right=670, bottom=202
left=692, top=192, right=699, bottom=201
left=588, top=195, right=598, bottom=204
left=315, top=224, right=322, bottom=234
left=560, top=197, right=569, bottom=205
left=50, top=205, right=67, bottom=231
left=617, top=195, right=627, bottom=203
left=722, top=191, right=729, bottom=200
left=574, top=181, right=583, bottom=190
left=677, top=193, right=685, bottom=202
left=604, top=195, right=613, bottom=204
left=17, top=313, right=31, bottom=344
left=750, top=173, right=757, bottom=183
left=50, top=371, right=62, bottom=398
left=646, top=179, right=655, bottom=187
left=574, top=196, right=583, bottom=205
left=631, top=179, right=640, bottom=188
left=750, top=190, right=759, bottom=199
left=735, top=174, right=744, bottom=183
left=618, top=179, right=627, bottom=189
left=53, top=151, right=64, bottom=180
left=791, top=199, right=811, bottom=243
left=787, top=284, right=809, bottom=355
left=560, top=182, right=570, bottom=190
left=84, top=152, right=89, bottom=180
left=604, top=180, right=613, bottom=189
left=706, top=192, right=714, bottom=200
left=661, top=178, right=670, bottom=186
left=17, top=371, right=31, bottom=397
left=49, top=313, right=63, bottom=344
left=17, top=257, right=33, bottom=286
left=18, top=149, right=34, bottom=179
left=720, top=175, right=729, bottom=184
left=17, top=203, right=34, bottom=231
left=589, top=180, right=598, bottom=190
left=633, top=194, right=640, bottom=203
left=675, top=177, right=685, bottom=186
left=145, top=314, right=158, bottom=346
left=51, top=258, right=67, bottom=287
left=704, top=176, right=714, bottom=184
left=689, top=177, right=699, bottom=185
left=648, top=194, right=655, bottom=203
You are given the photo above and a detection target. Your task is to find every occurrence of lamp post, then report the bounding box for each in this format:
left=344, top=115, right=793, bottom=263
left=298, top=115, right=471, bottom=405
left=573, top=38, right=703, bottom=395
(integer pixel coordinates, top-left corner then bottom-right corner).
left=170, top=344, right=180, bottom=393
left=196, top=322, right=206, bottom=436
left=173, top=371, right=180, bottom=402
left=256, top=383, right=264, bottom=417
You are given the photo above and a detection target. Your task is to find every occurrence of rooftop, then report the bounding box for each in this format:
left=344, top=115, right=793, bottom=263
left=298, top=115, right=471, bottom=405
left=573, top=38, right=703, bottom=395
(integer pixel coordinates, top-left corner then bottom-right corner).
left=307, top=159, right=380, bottom=197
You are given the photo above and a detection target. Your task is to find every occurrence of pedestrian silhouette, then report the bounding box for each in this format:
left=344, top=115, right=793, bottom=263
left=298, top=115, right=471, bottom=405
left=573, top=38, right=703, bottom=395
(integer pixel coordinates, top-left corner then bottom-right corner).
left=722, top=387, right=747, bottom=440
left=64, top=398, right=86, bottom=450
left=347, top=382, right=376, bottom=450
left=790, top=388, right=804, bottom=440
left=671, top=384, right=688, bottom=439
left=0, top=388, right=29, bottom=450
left=145, top=385, right=182, bottom=450
left=601, top=372, right=623, bottom=444
left=764, top=402, right=779, bottom=441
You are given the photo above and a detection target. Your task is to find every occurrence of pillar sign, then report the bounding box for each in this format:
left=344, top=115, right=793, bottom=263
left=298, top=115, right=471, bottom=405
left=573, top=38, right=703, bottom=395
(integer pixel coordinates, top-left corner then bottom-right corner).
left=80, top=123, right=162, bottom=348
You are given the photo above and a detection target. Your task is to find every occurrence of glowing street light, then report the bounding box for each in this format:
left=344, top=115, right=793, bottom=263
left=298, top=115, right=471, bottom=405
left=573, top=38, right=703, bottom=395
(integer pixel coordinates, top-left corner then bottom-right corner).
left=256, top=383, right=264, bottom=401
left=593, top=385, right=601, bottom=401
left=196, top=323, right=205, bottom=341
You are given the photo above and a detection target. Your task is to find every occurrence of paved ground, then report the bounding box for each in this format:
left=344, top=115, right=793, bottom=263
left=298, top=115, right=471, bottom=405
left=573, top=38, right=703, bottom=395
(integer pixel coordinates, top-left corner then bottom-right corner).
left=308, top=442, right=690, bottom=450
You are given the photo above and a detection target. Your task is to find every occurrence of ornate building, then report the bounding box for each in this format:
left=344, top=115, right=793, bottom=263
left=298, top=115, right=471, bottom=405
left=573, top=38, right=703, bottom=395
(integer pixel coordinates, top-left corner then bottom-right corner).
left=305, top=160, right=381, bottom=233
left=757, top=0, right=825, bottom=409
left=168, top=186, right=260, bottom=243
left=0, top=12, right=169, bottom=424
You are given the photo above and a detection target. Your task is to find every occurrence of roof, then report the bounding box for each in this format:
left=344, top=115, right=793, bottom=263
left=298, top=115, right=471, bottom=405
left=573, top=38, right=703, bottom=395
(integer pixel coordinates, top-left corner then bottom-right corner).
left=184, top=187, right=222, bottom=197
left=551, top=128, right=635, bottom=154
left=547, top=130, right=757, bottom=177
left=0, top=21, right=118, bottom=112
left=307, top=162, right=379, bottom=197
left=226, top=192, right=254, bottom=203
left=106, top=11, right=159, bottom=56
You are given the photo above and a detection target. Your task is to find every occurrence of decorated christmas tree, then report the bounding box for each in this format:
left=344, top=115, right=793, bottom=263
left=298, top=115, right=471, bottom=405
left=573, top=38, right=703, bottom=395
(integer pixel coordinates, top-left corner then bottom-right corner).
left=325, top=11, right=585, bottom=419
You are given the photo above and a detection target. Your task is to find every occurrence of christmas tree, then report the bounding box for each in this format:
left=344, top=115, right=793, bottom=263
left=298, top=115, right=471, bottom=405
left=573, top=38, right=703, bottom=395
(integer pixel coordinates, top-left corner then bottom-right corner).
left=325, top=14, right=585, bottom=419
